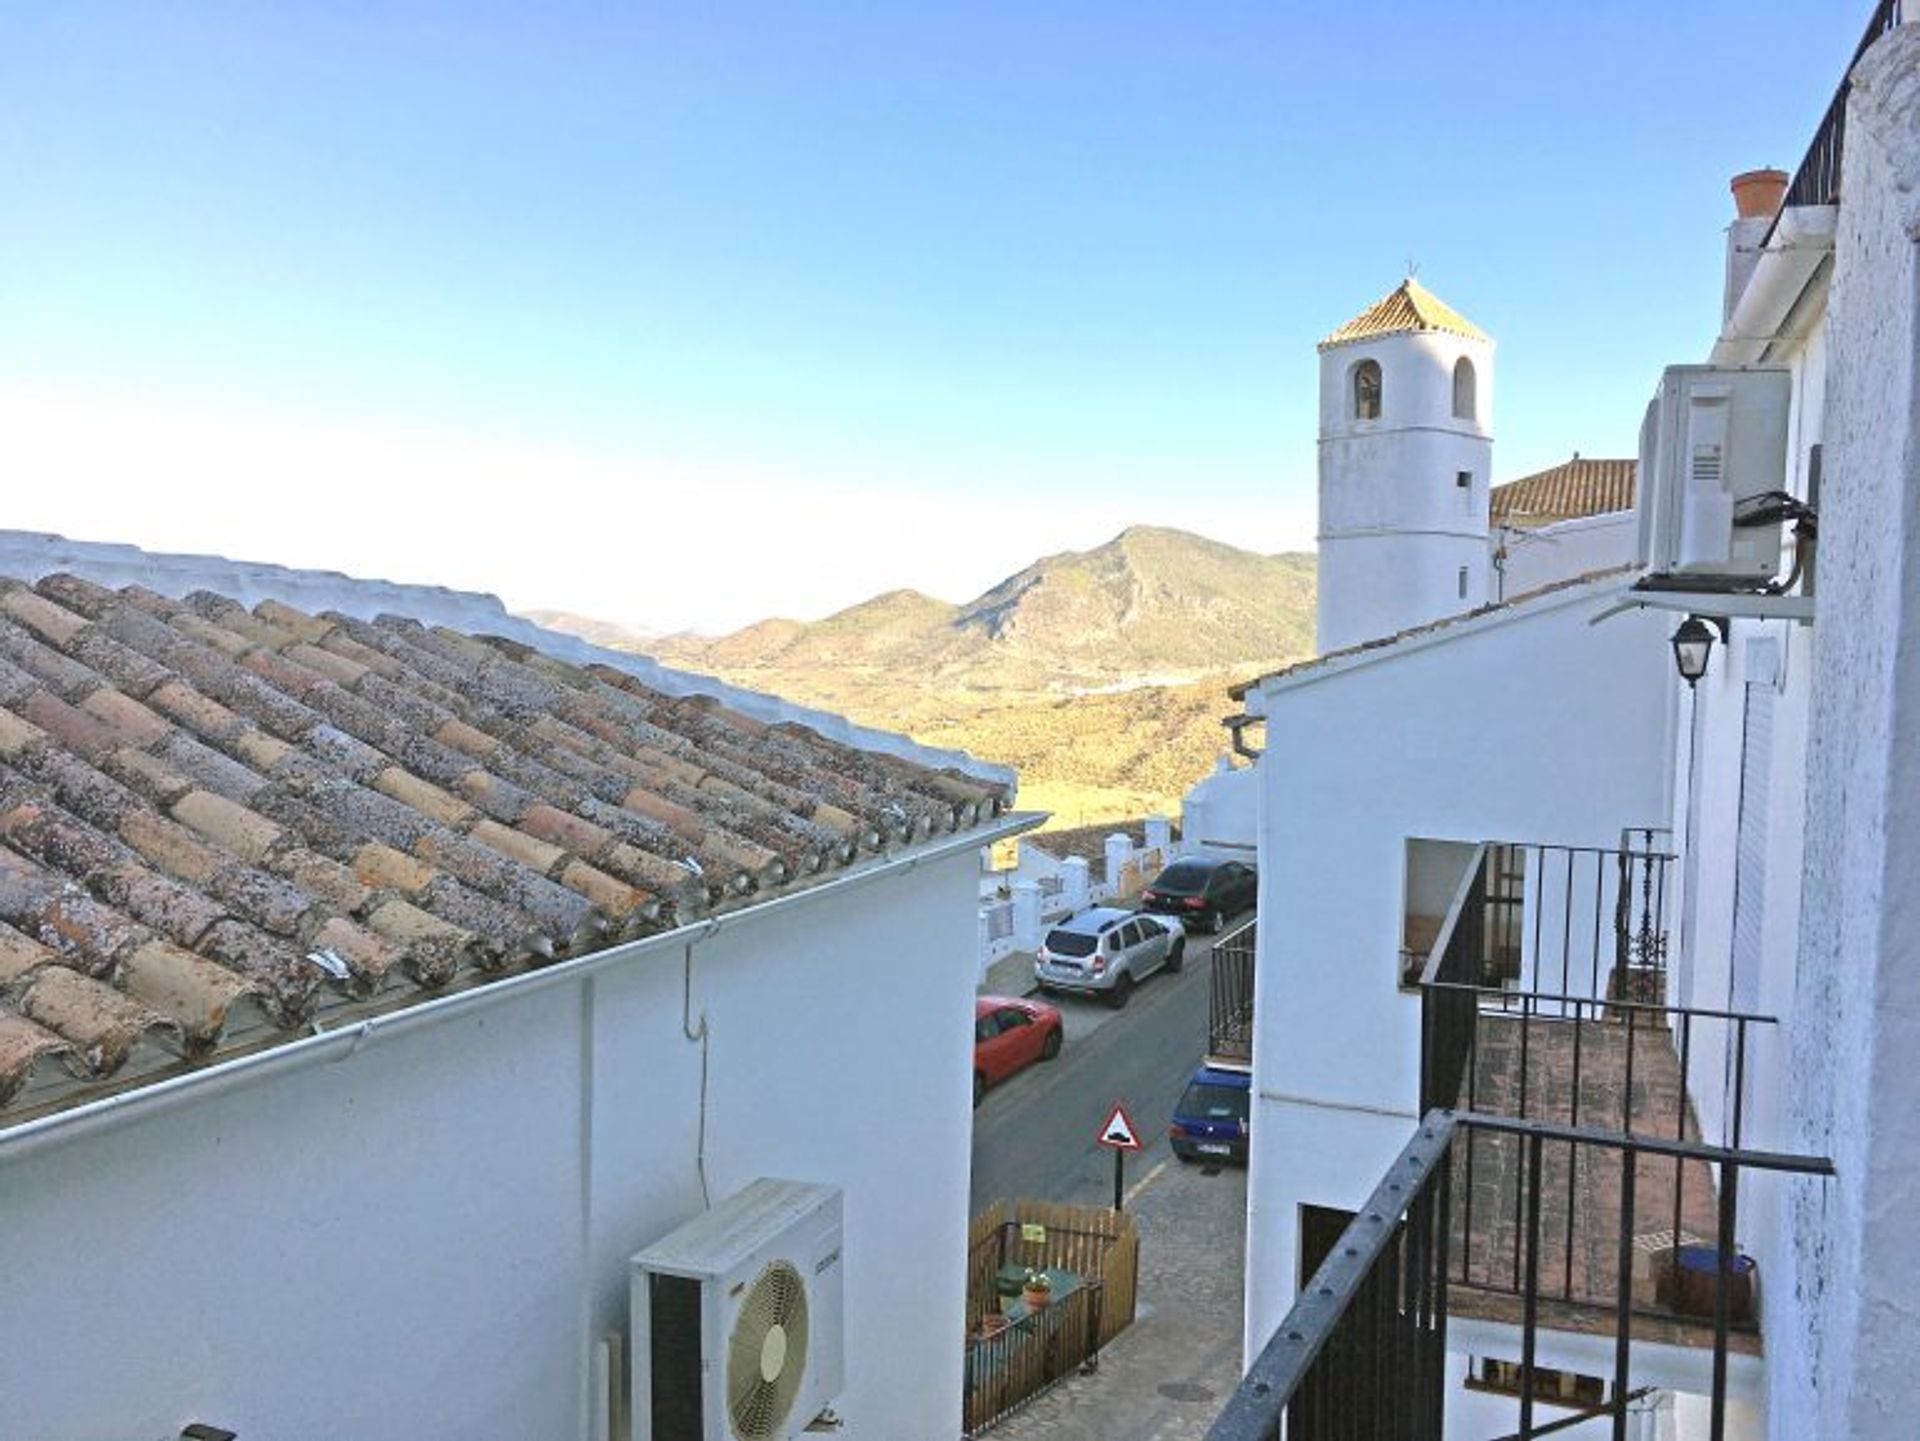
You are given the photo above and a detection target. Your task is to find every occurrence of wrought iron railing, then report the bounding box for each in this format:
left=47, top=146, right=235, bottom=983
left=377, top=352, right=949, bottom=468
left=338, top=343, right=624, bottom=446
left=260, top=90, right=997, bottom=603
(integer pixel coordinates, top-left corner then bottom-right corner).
left=1209, top=916, right=1256, bottom=1066
left=1208, top=1111, right=1834, bottom=1441
left=963, top=1278, right=1105, bottom=1435
left=1772, top=0, right=1905, bottom=218
left=1418, top=836, right=1678, bottom=1114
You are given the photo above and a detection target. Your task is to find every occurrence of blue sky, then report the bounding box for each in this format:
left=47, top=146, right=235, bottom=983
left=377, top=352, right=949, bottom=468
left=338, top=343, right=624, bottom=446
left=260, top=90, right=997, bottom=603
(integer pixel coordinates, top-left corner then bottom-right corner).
left=0, top=2, right=1866, bottom=630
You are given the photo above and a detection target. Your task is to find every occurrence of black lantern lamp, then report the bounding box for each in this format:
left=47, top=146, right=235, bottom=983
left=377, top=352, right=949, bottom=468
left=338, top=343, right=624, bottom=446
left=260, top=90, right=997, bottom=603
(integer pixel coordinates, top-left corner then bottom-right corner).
left=1671, top=615, right=1726, bottom=688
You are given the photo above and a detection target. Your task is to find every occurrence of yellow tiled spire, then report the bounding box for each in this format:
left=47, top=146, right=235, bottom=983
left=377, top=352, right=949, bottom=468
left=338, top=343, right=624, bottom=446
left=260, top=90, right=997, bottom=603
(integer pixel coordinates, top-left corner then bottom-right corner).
left=1319, top=278, right=1490, bottom=349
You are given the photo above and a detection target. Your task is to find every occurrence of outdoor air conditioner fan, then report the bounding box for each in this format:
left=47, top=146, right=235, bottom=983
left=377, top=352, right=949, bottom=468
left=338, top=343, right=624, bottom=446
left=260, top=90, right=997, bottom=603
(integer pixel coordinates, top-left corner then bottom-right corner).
left=632, top=1178, right=844, bottom=1441
left=727, top=1259, right=809, bottom=1439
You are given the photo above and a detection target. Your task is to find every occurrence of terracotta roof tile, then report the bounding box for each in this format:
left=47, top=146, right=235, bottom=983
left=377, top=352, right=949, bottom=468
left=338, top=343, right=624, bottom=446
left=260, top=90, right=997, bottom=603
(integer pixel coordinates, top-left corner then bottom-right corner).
left=1320, top=278, right=1489, bottom=350
left=0, top=567, right=1013, bottom=1120
left=1490, top=457, right=1636, bottom=528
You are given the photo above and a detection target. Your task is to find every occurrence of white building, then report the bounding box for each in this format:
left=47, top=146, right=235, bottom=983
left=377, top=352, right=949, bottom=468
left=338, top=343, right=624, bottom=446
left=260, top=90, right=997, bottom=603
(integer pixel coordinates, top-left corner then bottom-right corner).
left=1220, top=11, right=1920, bottom=1440
left=0, top=535, right=1026, bottom=1441
left=1316, top=278, right=1496, bottom=654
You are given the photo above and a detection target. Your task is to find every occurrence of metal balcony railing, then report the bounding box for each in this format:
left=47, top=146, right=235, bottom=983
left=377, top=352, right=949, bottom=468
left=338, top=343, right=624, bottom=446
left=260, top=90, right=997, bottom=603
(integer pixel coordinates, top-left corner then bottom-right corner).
left=1209, top=916, right=1256, bottom=1066
left=1771, top=0, right=1905, bottom=219
left=1208, top=1111, right=1833, bottom=1441
left=1416, top=836, right=1781, bottom=1323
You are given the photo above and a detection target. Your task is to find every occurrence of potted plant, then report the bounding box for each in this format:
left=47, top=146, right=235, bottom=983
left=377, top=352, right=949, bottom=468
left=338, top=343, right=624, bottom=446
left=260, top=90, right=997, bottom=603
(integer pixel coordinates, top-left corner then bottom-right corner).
left=1021, top=1268, right=1053, bottom=1309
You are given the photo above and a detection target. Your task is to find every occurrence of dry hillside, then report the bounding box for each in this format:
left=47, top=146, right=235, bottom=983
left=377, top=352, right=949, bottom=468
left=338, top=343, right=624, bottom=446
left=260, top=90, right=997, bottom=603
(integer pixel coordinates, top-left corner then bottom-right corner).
left=539, top=527, right=1315, bottom=830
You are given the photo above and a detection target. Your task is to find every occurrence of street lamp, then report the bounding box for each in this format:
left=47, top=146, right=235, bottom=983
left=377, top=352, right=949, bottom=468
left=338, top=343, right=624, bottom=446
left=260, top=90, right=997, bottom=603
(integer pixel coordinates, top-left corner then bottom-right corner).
left=1670, top=616, right=1721, bottom=688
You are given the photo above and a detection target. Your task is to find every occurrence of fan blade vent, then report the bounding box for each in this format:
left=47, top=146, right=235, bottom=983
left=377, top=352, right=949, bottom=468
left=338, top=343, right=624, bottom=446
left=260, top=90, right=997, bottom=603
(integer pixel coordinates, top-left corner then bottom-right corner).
left=727, top=1259, right=810, bottom=1440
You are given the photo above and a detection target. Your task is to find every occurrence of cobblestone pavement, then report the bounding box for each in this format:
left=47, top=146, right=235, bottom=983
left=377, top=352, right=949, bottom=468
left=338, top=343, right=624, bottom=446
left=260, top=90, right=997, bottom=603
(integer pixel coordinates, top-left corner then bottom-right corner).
left=983, top=1152, right=1248, bottom=1440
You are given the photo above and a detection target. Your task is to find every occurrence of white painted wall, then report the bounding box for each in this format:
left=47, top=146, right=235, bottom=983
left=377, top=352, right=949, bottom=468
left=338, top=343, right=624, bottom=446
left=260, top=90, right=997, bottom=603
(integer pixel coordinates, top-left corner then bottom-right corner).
left=1492, top=511, right=1639, bottom=599
left=1317, top=327, right=1495, bottom=652
left=1773, top=25, right=1920, bottom=1441
left=1180, top=757, right=1259, bottom=857
left=0, top=847, right=984, bottom=1441
left=1240, top=581, right=1672, bottom=1357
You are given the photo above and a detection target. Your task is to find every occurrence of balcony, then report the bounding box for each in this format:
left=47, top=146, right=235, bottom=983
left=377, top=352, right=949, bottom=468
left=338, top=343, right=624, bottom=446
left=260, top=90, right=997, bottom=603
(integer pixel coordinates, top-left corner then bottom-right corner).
left=1415, top=840, right=1784, bottom=1357
left=1209, top=915, right=1256, bottom=1066
left=1207, top=837, right=1831, bottom=1440
left=1208, top=1111, right=1831, bottom=1441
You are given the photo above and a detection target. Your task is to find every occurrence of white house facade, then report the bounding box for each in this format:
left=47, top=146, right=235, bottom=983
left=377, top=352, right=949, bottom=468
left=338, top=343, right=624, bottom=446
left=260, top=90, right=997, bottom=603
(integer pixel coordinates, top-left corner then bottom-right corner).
left=1217, top=10, right=1920, bottom=1441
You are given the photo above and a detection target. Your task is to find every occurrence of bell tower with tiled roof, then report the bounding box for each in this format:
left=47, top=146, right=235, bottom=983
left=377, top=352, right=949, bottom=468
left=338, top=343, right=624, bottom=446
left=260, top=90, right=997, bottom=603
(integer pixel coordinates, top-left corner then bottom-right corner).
left=1315, top=279, right=1495, bottom=652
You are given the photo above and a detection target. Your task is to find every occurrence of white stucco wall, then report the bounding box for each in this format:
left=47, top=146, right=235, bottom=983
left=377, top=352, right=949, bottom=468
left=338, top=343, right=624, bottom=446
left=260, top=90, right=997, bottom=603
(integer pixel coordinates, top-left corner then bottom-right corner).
left=0, top=845, right=986, bottom=1441
left=1775, top=24, right=1920, bottom=1441
left=1239, top=581, right=1672, bottom=1359
left=1492, top=511, right=1639, bottom=599
left=1179, top=757, right=1260, bottom=856
left=1317, top=328, right=1496, bottom=653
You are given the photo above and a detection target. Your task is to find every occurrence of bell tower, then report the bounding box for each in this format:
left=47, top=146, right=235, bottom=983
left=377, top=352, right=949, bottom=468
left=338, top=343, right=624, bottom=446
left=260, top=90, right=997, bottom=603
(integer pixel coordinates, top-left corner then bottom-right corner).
left=1315, top=278, right=1495, bottom=653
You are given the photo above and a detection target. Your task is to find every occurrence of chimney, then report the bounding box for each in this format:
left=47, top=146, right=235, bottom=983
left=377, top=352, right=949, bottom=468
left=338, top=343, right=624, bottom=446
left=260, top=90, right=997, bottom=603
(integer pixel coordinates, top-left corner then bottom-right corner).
left=1723, top=168, right=1789, bottom=326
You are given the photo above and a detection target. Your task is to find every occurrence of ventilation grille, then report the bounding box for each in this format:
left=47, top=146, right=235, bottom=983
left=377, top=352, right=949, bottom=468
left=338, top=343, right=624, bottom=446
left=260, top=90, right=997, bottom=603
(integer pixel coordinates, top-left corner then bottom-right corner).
left=650, top=1273, right=706, bottom=1441
left=1690, top=444, right=1723, bottom=487
left=727, top=1260, right=810, bottom=1440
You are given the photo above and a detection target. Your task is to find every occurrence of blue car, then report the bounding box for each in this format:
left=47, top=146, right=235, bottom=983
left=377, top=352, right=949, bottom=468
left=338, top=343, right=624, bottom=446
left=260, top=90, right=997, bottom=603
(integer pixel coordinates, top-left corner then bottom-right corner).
left=1169, top=1064, right=1251, bottom=1164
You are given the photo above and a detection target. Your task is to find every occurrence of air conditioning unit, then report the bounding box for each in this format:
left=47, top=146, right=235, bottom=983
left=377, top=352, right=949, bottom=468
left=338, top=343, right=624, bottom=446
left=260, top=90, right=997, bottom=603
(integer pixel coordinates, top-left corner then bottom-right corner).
left=631, top=1179, right=844, bottom=1441
left=1635, top=364, right=1792, bottom=589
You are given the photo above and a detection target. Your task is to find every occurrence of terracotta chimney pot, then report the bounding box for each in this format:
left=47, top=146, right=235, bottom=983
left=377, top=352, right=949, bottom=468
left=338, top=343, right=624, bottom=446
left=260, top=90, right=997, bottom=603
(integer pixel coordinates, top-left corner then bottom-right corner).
left=1730, top=168, right=1790, bottom=220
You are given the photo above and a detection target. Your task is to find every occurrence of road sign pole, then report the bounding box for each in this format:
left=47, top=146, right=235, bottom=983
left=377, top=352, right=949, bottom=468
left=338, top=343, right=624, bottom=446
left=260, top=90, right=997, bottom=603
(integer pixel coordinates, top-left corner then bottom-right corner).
left=1113, top=1148, right=1124, bottom=1213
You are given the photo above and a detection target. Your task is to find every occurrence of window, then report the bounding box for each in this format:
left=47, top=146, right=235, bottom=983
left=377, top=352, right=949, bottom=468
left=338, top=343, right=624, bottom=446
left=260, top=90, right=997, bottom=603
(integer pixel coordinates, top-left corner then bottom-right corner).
left=1456, top=470, right=1472, bottom=489
left=1353, top=360, right=1382, bottom=420
left=1457, top=567, right=1469, bottom=599
left=1453, top=357, right=1477, bottom=420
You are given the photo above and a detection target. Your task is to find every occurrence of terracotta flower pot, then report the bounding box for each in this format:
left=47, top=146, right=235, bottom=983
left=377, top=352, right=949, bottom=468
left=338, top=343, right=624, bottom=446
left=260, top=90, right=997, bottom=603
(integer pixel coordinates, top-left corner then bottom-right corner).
left=1022, top=1285, right=1051, bottom=1309
left=1730, top=168, right=1789, bottom=220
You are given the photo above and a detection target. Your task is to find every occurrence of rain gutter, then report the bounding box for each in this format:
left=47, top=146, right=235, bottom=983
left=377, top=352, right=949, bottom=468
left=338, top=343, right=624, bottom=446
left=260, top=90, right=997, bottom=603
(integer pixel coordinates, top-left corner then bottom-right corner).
left=0, top=812, right=1042, bottom=1164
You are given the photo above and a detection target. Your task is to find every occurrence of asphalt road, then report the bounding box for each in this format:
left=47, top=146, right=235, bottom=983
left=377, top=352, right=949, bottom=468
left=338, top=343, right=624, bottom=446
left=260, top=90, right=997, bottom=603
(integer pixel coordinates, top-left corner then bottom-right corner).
left=970, top=924, right=1230, bottom=1212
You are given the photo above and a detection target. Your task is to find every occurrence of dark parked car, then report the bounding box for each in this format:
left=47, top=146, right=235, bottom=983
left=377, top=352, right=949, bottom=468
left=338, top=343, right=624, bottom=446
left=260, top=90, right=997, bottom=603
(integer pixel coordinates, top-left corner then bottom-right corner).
left=1141, top=858, right=1257, bottom=934
left=1169, top=1063, right=1251, bottom=1163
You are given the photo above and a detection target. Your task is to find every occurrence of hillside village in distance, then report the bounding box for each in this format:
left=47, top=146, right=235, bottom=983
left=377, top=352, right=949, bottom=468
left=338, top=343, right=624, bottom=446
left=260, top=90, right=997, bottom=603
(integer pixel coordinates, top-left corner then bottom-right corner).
left=2, top=6, right=1918, bottom=1441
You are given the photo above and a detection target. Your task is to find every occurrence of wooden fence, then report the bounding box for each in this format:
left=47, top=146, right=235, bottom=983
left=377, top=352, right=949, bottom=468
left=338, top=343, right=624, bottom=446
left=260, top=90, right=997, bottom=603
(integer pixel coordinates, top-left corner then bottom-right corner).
left=961, top=1199, right=1141, bottom=1433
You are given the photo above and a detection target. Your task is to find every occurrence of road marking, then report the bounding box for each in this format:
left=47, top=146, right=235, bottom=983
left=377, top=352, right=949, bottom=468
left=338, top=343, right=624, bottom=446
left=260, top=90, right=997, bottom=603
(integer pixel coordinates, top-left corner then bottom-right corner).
left=1124, top=1159, right=1169, bottom=1207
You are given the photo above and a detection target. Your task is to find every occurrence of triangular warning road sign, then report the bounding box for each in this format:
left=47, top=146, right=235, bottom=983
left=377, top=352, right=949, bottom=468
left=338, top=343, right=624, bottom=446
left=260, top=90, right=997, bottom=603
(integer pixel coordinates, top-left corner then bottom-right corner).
left=1096, top=1102, right=1143, bottom=1152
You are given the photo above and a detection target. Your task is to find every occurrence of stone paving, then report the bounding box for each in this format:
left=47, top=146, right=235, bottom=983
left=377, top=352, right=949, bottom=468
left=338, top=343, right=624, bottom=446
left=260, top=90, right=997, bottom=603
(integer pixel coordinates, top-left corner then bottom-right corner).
left=981, top=1154, right=1248, bottom=1440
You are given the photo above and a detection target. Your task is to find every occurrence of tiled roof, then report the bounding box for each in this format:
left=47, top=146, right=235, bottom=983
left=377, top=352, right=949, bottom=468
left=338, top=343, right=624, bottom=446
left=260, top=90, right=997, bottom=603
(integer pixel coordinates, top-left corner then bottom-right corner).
left=1491, top=457, right=1637, bottom=528
left=1319, top=278, right=1490, bottom=350
left=1229, top=566, right=1638, bottom=700
left=0, top=572, right=1012, bottom=1120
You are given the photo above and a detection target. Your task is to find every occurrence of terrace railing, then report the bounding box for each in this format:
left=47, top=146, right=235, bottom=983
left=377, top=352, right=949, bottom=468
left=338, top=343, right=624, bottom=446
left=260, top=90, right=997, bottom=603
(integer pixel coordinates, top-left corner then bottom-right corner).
left=1208, top=1111, right=1833, bottom=1441
left=1773, top=0, right=1905, bottom=216
left=1209, top=916, right=1257, bottom=1066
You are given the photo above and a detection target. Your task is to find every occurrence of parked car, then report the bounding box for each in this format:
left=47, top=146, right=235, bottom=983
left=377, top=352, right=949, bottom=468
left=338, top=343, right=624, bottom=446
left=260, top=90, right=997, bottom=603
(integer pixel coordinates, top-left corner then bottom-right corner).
left=1033, top=906, right=1184, bottom=1008
left=973, top=995, right=1063, bottom=1106
left=1169, top=1063, right=1251, bottom=1163
left=1141, top=857, right=1258, bottom=934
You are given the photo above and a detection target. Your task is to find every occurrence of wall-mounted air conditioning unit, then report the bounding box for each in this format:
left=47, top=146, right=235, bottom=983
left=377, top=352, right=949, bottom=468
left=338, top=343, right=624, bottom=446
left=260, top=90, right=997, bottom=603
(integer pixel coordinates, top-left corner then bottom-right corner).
left=1635, top=365, right=1792, bottom=590
left=631, top=1179, right=844, bottom=1441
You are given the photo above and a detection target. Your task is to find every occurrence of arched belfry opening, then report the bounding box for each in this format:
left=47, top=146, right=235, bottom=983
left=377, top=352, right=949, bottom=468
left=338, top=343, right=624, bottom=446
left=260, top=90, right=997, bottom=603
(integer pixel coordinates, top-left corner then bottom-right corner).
left=1353, top=360, right=1382, bottom=420
left=1453, top=357, right=1477, bottom=421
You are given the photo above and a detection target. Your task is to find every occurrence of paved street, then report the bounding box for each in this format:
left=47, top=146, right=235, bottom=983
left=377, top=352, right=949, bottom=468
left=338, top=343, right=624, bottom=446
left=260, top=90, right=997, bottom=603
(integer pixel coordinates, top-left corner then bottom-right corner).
left=972, top=931, right=1216, bottom=1211
left=971, top=923, right=1249, bottom=1439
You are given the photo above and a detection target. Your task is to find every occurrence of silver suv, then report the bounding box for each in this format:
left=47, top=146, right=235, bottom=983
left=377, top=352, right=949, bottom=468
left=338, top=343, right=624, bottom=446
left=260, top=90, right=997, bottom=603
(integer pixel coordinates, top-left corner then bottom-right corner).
left=1034, top=906, right=1185, bottom=1008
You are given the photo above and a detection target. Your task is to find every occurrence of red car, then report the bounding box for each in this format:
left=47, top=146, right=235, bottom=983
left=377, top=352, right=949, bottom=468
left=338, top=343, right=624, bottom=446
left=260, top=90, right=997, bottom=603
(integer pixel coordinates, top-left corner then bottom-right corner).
left=974, top=995, right=1063, bottom=1106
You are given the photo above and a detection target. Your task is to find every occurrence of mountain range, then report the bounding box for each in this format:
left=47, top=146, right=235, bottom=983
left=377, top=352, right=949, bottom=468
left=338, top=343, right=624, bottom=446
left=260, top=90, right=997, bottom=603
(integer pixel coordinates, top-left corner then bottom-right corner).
left=536, top=526, right=1317, bottom=829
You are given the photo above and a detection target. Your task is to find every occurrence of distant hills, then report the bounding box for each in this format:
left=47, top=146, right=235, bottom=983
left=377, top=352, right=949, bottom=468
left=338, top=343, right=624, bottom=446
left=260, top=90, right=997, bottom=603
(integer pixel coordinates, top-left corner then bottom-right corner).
left=655, top=526, right=1315, bottom=689
left=535, top=526, right=1317, bottom=829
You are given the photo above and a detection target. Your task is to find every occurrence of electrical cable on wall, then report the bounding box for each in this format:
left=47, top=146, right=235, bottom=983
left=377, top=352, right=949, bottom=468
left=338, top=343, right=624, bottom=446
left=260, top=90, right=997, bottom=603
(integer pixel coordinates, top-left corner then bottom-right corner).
left=682, top=938, right=712, bottom=1210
